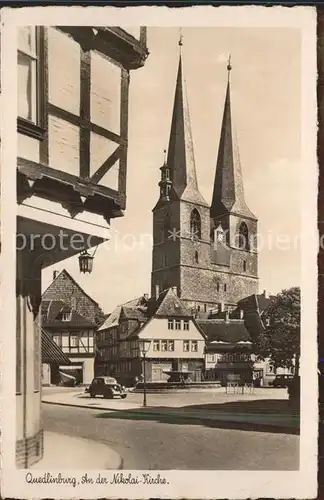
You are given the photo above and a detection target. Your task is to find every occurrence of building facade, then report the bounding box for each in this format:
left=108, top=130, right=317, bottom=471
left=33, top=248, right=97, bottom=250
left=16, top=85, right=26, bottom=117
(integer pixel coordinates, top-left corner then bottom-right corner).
left=41, top=269, right=105, bottom=385
left=95, top=288, right=206, bottom=384
left=151, top=47, right=259, bottom=312
left=15, top=26, right=148, bottom=467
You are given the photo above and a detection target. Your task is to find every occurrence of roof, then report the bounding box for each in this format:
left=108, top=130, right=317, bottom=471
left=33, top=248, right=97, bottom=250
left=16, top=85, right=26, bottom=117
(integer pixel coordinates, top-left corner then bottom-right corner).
left=197, top=319, right=251, bottom=343
left=121, top=306, right=148, bottom=322
left=163, top=51, right=208, bottom=208
left=147, top=288, right=192, bottom=318
left=42, top=269, right=99, bottom=307
left=41, top=300, right=96, bottom=328
left=41, top=329, right=71, bottom=365
left=98, top=296, right=146, bottom=331
left=210, top=75, right=256, bottom=220
left=238, top=293, right=274, bottom=314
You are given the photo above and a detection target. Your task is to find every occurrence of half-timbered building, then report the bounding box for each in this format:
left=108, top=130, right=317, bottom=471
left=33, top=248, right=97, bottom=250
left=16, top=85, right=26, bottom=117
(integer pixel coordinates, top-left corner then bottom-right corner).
left=41, top=269, right=105, bottom=385
left=15, top=26, right=148, bottom=468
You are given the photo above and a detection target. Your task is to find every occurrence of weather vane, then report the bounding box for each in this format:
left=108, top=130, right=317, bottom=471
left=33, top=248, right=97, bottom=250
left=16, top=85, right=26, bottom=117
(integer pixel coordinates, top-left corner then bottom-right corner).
left=227, top=54, right=232, bottom=72
left=179, top=28, right=183, bottom=47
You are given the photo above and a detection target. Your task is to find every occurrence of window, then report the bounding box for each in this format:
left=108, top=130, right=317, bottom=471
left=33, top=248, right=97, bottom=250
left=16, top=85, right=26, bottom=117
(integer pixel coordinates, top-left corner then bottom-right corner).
left=224, top=284, right=227, bottom=292
left=168, top=319, right=174, bottom=330
left=61, top=311, right=72, bottom=322
left=183, top=320, right=189, bottom=331
left=161, top=168, right=170, bottom=181
left=216, top=282, right=220, bottom=292
left=70, top=335, right=78, bottom=348
left=238, top=222, right=249, bottom=250
left=175, top=320, right=181, bottom=330
left=161, top=340, right=168, bottom=352
left=53, top=335, right=61, bottom=347
left=243, top=260, right=247, bottom=272
left=183, top=341, right=190, bottom=352
left=215, top=224, right=225, bottom=244
left=153, top=340, right=160, bottom=352
left=191, top=341, right=198, bottom=352
left=18, top=27, right=44, bottom=136
left=190, top=209, right=201, bottom=240
left=168, top=340, right=175, bottom=352
left=207, top=354, right=215, bottom=363
left=195, top=251, right=199, bottom=264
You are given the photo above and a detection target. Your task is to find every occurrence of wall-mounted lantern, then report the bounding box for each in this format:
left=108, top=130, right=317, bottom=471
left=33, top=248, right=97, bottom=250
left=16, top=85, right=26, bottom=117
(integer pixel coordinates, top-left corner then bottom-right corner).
left=78, top=246, right=98, bottom=274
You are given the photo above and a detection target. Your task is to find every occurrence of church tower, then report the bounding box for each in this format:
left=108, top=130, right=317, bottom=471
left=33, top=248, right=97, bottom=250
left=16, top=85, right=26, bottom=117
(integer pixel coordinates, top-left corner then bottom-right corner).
left=209, top=57, right=259, bottom=307
left=151, top=36, right=211, bottom=304
left=151, top=44, right=259, bottom=312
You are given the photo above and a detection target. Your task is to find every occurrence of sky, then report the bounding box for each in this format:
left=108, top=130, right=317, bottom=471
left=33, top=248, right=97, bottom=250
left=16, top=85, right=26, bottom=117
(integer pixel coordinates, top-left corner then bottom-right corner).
left=42, top=26, right=301, bottom=313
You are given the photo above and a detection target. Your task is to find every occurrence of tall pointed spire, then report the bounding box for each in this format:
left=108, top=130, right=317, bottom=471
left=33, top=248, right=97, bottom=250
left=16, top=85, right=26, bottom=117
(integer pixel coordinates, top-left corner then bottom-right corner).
left=166, top=32, right=208, bottom=207
left=211, top=58, right=256, bottom=220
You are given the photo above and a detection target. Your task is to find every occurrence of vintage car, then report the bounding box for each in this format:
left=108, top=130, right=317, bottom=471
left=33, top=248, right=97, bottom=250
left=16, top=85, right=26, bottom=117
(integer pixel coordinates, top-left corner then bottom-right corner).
left=269, top=374, right=294, bottom=388
left=86, top=376, right=127, bottom=399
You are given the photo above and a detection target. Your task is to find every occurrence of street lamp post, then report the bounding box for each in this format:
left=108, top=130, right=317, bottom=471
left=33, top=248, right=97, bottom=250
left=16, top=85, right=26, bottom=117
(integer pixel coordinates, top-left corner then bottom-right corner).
left=138, top=339, right=151, bottom=407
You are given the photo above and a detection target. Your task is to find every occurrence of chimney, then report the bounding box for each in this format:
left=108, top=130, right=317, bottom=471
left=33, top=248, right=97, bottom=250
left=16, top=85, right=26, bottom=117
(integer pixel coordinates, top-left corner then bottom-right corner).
left=172, top=286, right=178, bottom=296
left=53, top=270, right=59, bottom=281
left=155, top=284, right=160, bottom=299
left=263, top=289, right=268, bottom=298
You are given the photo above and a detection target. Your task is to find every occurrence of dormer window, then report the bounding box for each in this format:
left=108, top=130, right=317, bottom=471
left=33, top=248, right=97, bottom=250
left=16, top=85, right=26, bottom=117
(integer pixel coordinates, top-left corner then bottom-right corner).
left=61, top=310, right=72, bottom=322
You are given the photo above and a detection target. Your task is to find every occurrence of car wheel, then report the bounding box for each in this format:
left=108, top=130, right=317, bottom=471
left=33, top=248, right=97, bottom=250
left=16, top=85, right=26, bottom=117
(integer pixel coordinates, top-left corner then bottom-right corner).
left=104, top=389, right=113, bottom=399
left=90, top=392, right=95, bottom=398
left=121, top=394, right=127, bottom=399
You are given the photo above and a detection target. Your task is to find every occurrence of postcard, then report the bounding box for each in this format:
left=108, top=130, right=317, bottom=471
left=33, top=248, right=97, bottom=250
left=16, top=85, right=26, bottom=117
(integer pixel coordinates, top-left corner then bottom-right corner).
left=0, top=4, right=318, bottom=499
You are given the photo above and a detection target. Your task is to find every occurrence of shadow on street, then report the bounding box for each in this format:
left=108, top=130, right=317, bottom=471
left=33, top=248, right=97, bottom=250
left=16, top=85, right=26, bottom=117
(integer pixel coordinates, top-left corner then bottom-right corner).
left=94, top=399, right=300, bottom=436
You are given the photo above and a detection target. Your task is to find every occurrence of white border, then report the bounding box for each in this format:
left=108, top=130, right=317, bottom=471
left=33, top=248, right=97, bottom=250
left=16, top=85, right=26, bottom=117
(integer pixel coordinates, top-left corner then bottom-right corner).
left=0, top=6, right=318, bottom=499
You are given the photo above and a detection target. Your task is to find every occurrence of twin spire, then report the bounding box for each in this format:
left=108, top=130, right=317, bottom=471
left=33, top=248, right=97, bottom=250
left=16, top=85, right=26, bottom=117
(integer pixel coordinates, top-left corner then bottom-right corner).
left=161, top=34, right=255, bottom=220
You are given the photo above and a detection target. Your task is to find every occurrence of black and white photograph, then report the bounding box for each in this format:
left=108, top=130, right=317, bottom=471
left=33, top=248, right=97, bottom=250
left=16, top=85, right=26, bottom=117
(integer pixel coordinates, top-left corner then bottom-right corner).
left=0, top=5, right=318, bottom=499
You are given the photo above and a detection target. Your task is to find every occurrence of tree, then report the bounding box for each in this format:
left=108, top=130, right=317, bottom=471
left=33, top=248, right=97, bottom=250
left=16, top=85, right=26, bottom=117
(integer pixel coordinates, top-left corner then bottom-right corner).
left=254, top=287, right=300, bottom=376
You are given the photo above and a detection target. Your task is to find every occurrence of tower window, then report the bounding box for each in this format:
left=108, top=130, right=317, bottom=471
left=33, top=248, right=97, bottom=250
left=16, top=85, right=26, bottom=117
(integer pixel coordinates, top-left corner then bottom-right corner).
left=216, top=282, right=220, bottom=292
left=243, top=260, right=247, bottom=272
left=190, top=209, right=201, bottom=240
left=195, top=251, right=199, bottom=263
left=224, top=284, right=227, bottom=292
left=238, top=222, right=249, bottom=250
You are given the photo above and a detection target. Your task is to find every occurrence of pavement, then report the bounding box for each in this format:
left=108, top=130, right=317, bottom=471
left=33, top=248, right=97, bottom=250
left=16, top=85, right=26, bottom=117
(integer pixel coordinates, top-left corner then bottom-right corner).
left=42, top=387, right=299, bottom=433
left=31, top=431, right=122, bottom=469
left=43, top=404, right=300, bottom=470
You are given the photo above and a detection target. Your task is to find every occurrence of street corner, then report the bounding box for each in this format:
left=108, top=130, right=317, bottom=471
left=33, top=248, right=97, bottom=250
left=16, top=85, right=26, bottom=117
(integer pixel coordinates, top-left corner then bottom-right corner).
left=31, top=431, right=123, bottom=470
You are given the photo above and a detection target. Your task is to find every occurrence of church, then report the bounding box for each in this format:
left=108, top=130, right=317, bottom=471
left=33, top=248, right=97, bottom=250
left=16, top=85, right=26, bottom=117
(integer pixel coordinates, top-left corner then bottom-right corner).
left=95, top=38, right=269, bottom=386
left=151, top=40, right=259, bottom=314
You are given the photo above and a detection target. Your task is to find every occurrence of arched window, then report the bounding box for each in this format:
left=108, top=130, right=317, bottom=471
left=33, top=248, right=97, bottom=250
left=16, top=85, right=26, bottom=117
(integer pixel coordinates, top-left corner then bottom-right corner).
left=238, top=222, right=249, bottom=250
left=190, top=209, right=201, bottom=240
left=243, top=260, right=247, bottom=272
left=195, top=251, right=199, bottom=264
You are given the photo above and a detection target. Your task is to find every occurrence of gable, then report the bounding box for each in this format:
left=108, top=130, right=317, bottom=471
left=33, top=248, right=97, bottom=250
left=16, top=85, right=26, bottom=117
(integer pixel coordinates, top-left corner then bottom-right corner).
left=42, top=269, right=100, bottom=325
left=150, top=288, right=192, bottom=318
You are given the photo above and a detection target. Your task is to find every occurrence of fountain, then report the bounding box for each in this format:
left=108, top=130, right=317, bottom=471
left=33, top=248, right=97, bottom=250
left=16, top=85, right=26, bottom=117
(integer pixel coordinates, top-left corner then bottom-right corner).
left=163, top=360, right=194, bottom=383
